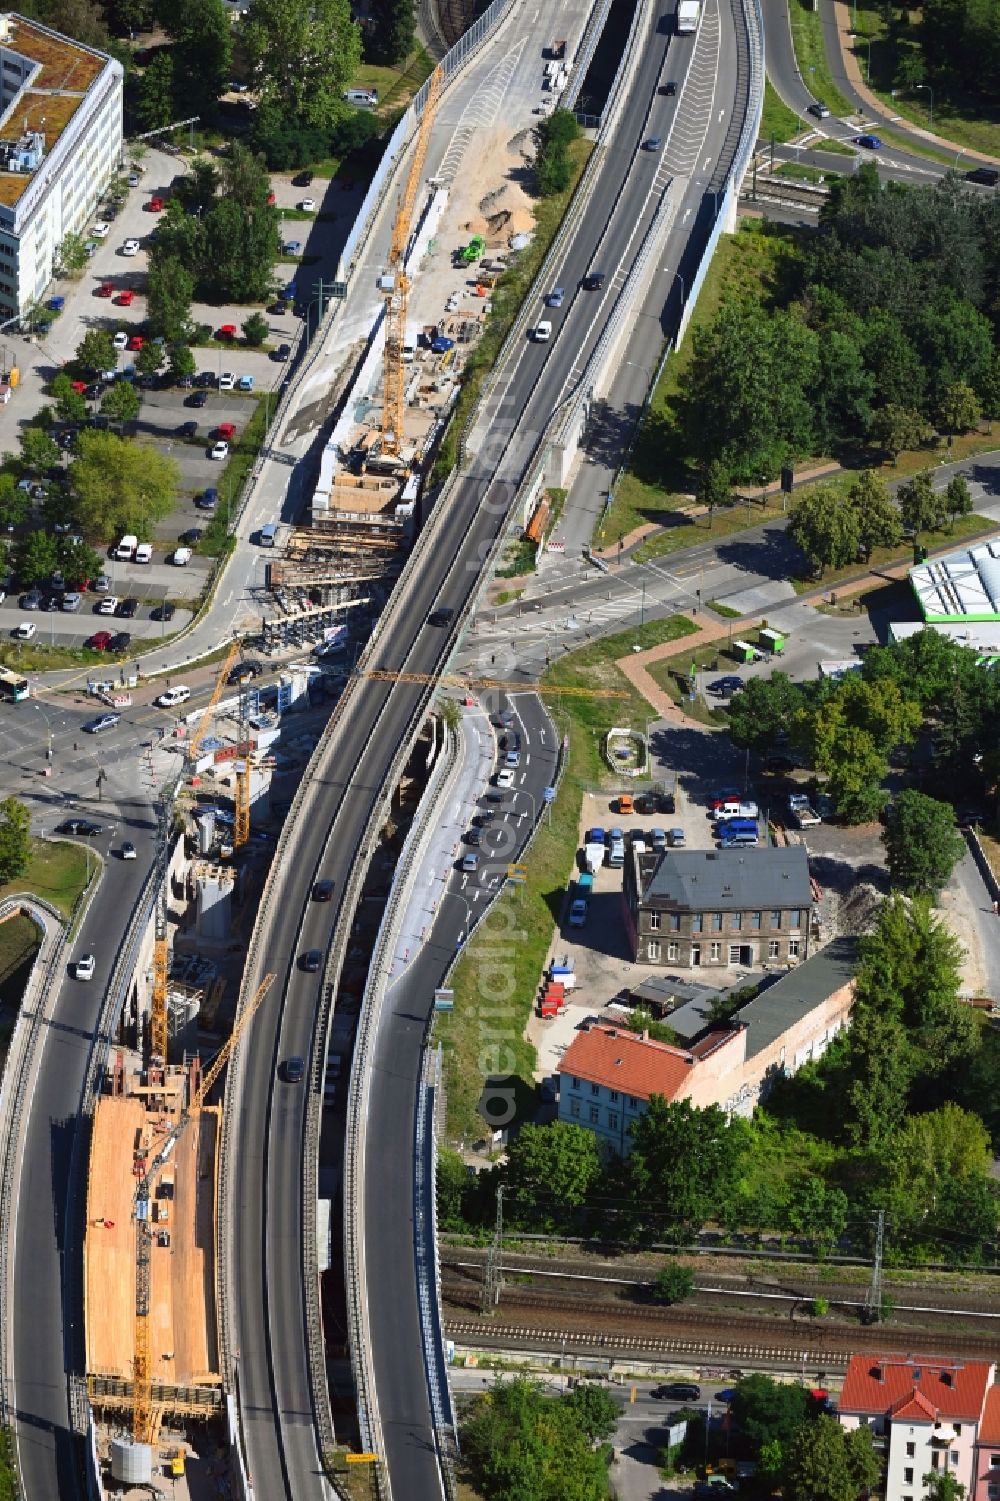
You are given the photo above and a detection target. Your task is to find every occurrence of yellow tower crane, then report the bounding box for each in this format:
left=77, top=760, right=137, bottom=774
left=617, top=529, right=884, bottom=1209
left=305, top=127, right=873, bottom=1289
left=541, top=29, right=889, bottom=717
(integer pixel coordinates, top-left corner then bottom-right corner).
left=148, top=638, right=244, bottom=1065
left=132, top=972, right=275, bottom=1447
left=381, top=64, right=444, bottom=457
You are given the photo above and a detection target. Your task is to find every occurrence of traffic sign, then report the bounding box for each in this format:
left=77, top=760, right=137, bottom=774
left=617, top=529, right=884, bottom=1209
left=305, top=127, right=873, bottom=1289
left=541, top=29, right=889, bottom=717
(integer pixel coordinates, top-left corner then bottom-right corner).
left=507, top=863, right=527, bottom=884
left=543, top=786, right=556, bottom=802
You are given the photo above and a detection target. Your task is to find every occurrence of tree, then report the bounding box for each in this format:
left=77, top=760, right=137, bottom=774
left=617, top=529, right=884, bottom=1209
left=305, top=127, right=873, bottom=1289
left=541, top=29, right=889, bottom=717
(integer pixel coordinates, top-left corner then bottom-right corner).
left=695, top=458, right=731, bottom=519
left=167, top=342, right=196, bottom=382
left=101, top=380, right=140, bottom=425
left=898, top=468, right=947, bottom=536
left=137, top=50, right=175, bottom=130
left=50, top=374, right=88, bottom=425
left=146, top=255, right=194, bottom=344
left=536, top=110, right=580, bottom=196
left=0, top=473, right=28, bottom=532
left=922, top=1472, right=966, bottom=1501
left=731, top=1375, right=808, bottom=1452
left=367, top=0, right=415, bottom=64
left=871, top=403, right=931, bottom=461
left=786, top=485, right=860, bottom=575
left=846, top=469, right=902, bottom=560
left=803, top=674, right=921, bottom=824
left=503, top=1122, right=604, bottom=1230
left=242, top=311, right=270, bottom=346
left=938, top=380, right=981, bottom=438
left=652, top=1261, right=695, bottom=1304
left=69, top=429, right=179, bottom=538
left=55, top=231, right=89, bottom=274
left=784, top=1414, right=880, bottom=1501
left=58, top=537, right=103, bottom=583
left=12, top=529, right=59, bottom=584
left=845, top=1004, right=911, bottom=1151
left=726, top=673, right=804, bottom=752
left=882, top=789, right=965, bottom=896
left=0, top=797, right=31, bottom=885
left=244, top=0, right=362, bottom=131
left=561, top=1383, right=619, bottom=1443
left=76, top=328, right=117, bottom=375
left=628, top=1097, right=750, bottom=1238
left=163, top=0, right=232, bottom=118
left=20, top=427, right=59, bottom=474
left=135, top=339, right=163, bottom=378
left=45, top=0, right=108, bottom=46
left=786, top=1177, right=849, bottom=1249
left=945, top=474, right=973, bottom=526
left=462, top=1376, right=611, bottom=1501
left=436, top=1147, right=472, bottom=1231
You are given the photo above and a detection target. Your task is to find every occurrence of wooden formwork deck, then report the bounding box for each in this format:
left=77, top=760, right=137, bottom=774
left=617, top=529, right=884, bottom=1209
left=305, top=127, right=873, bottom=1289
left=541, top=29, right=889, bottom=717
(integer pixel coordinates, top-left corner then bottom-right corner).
left=85, top=1093, right=221, bottom=1388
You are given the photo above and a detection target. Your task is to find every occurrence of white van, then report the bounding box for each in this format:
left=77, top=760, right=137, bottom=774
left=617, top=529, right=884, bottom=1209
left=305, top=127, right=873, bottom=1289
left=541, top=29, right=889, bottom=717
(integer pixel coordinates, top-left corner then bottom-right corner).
left=115, top=534, right=138, bottom=560
left=171, top=547, right=192, bottom=566
left=156, top=685, right=191, bottom=708
left=344, top=88, right=378, bottom=106
left=534, top=320, right=552, bottom=342
left=134, top=542, right=153, bottom=564
left=259, top=523, right=279, bottom=548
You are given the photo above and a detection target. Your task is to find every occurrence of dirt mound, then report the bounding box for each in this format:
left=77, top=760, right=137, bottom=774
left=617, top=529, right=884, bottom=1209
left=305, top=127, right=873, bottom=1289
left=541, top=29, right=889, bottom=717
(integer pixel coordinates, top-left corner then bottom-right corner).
left=508, top=127, right=536, bottom=156
left=486, top=208, right=512, bottom=236
left=836, top=882, right=885, bottom=935
left=479, top=185, right=508, bottom=215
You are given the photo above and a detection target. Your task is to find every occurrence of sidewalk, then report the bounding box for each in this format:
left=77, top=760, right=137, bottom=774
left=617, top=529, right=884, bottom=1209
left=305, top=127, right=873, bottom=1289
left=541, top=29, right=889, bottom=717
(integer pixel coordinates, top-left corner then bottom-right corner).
left=831, top=0, right=999, bottom=166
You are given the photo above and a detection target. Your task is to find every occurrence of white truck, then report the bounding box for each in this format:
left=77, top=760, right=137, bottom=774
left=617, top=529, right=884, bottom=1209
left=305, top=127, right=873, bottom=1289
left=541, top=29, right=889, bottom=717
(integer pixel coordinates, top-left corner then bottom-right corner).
left=584, top=841, right=606, bottom=874
left=788, top=793, right=821, bottom=828
left=677, top=0, right=701, bottom=31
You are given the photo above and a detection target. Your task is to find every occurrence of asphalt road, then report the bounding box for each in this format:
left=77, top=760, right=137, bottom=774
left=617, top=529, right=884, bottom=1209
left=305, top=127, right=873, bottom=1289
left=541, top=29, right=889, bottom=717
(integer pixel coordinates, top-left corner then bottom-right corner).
left=228, top=4, right=749, bottom=1499
left=9, top=806, right=156, bottom=1499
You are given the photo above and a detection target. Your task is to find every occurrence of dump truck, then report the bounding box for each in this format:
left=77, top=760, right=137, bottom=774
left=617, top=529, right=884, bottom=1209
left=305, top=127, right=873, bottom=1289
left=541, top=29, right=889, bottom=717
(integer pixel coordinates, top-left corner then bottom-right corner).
left=548, top=38, right=566, bottom=59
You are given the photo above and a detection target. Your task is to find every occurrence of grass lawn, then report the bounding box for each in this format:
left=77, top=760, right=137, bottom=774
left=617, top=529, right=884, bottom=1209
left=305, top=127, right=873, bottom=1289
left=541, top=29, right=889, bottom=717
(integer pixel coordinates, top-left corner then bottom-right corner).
left=435, top=616, right=696, bottom=1144
left=0, top=838, right=93, bottom=920
left=787, top=0, right=855, bottom=119
left=433, top=136, right=594, bottom=482
left=775, top=162, right=839, bottom=184
left=627, top=489, right=796, bottom=565
left=198, top=396, right=270, bottom=555
left=0, top=914, right=40, bottom=1003
left=761, top=79, right=804, bottom=144
left=848, top=2, right=1000, bottom=159
left=706, top=600, right=742, bottom=619
left=646, top=645, right=735, bottom=730
left=356, top=43, right=436, bottom=116
left=597, top=221, right=804, bottom=549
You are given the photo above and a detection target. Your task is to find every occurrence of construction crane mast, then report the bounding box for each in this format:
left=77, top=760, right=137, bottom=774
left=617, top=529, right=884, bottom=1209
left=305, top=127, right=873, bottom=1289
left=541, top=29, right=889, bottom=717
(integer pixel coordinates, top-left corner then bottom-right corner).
left=132, top=973, right=275, bottom=1445
left=149, top=800, right=171, bottom=1063
left=381, top=64, right=443, bottom=456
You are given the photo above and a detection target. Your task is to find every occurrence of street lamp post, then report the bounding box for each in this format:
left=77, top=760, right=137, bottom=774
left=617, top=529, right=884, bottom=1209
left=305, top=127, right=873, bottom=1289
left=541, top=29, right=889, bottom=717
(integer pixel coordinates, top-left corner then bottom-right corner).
left=915, top=81, right=934, bottom=125
left=865, top=38, right=873, bottom=82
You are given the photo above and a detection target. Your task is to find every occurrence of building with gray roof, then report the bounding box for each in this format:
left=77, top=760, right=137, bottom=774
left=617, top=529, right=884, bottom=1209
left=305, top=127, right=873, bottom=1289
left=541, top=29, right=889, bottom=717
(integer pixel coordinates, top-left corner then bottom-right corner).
left=623, top=845, right=813, bottom=970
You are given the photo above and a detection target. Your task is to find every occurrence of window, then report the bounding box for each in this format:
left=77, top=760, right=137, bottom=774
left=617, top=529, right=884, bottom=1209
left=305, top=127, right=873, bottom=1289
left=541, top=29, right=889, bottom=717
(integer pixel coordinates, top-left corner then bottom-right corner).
left=770, top=909, right=781, bottom=929
left=751, top=911, right=761, bottom=930
left=628, top=1096, right=638, bottom=1107
left=608, top=1111, right=618, bottom=1130
left=649, top=911, right=661, bottom=931
left=669, top=913, right=680, bottom=932
left=790, top=908, right=801, bottom=928
left=730, top=912, right=741, bottom=930
left=789, top=939, right=800, bottom=959
left=906, top=1444, right=915, bottom=1458
left=951, top=1452, right=959, bottom=1465
left=591, top=1083, right=600, bottom=1096
left=570, top=1099, right=580, bottom=1118
left=931, top=1452, right=940, bottom=1471
left=589, top=1105, right=599, bottom=1123
left=710, top=942, right=720, bottom=961
left=768, top=940, right=780, bottom=960
left=667, top=943, right=678, bottom=961
left=571, top=1076, right=580, bottom=1090
left=609, top=1090, right=619, bottom=1103
left=648, top=940, right=661, bottom=961
left=692, top=912, right=703, bottom=933
left=988, top=1486, right=1000, bottom=1501
left=904, top=1469, right=914, bottom=1484
left=711, top=912, right=723, bottom=932
left=991, top=1453, right=1000, bottom=1468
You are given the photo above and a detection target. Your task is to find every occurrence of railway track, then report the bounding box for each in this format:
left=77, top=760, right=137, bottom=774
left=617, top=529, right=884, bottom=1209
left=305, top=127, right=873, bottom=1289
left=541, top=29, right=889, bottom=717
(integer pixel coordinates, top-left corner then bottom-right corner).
left=441, top=1277, right=1000, bottom=1364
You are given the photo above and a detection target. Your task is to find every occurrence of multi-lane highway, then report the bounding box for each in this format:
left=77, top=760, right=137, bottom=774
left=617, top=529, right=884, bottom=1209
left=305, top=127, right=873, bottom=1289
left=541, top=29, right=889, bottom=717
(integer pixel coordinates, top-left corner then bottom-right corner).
left=228, top=1, right=754, bottom=1498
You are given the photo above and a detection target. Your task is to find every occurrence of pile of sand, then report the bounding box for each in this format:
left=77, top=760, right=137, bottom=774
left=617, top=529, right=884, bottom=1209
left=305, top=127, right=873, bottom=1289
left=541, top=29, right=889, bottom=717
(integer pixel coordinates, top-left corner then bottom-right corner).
left=836, top=882, right=884, bottom=935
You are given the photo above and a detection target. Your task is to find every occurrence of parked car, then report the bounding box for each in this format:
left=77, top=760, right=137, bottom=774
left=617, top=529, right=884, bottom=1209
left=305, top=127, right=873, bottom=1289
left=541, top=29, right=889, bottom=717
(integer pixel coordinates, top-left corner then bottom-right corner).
left=87, top=630, right=114, bottom=650
left=219, top=372, right=236, bottom=391
left=121, top=238, right=141, bottom=255
left=116, top=597, right=139, bottom=617
left=90, top=222, right=110, bottom=238
left=20, top=590, right=42, bottom=609
left=178, top=420, right=199, bottom=438
left=209, top=441, right=230, bottom=460
left=62, top=592, right=83, bottom=611
left=98, top=596, right=119, bottom=615
left=108, top=631, right=131, bottom=650
left=237, top=374, right=254, bottom=391
left=299, top=197, right=316, bottom=211
left=283, top=240, right=301, bottom=255
left=150, top=602, right=176, bottom=621
left=187, top=390, right=208, bottom=408
left=13, top=622, right=36, bottom=639
left=292, top=170, right=314, bottom=187
left=113, top=331, right=128, bottom=351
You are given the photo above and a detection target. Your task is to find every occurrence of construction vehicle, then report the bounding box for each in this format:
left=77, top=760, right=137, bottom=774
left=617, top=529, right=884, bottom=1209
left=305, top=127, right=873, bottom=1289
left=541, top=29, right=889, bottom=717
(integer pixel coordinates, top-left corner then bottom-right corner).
left=131, top=973, right=275, bottom=1448
left=459, top=234, right=486, bottom=265
left=381, top=64, right=443, bottom=457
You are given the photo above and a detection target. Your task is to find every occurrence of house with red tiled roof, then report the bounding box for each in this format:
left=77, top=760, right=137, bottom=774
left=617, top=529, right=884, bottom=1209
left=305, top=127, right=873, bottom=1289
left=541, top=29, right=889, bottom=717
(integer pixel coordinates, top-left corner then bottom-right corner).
left=972, top=1386, right=1000, bottom=1501
left=839, top=1355, right=996, bottom=1501
left=555, top=1022, right=744, bottom=1155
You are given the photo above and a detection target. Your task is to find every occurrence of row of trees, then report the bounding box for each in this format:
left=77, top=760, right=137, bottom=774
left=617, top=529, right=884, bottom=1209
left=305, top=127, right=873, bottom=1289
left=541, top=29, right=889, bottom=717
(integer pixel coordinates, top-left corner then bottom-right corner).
left=677, top=171, right=1000, bottom=486
left=0, top=798, right=31, bottom=887
left=785, top=466, right=973, bottom=577
left=535, top=109, right=582, bottom=197
left=440, top=893, right=1000, bottom=1264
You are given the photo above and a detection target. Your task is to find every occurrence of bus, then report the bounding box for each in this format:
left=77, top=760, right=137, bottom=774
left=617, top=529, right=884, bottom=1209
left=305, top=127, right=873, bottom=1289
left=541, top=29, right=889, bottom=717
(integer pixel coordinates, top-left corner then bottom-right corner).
left=0, top=666, right=29, bottom=702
